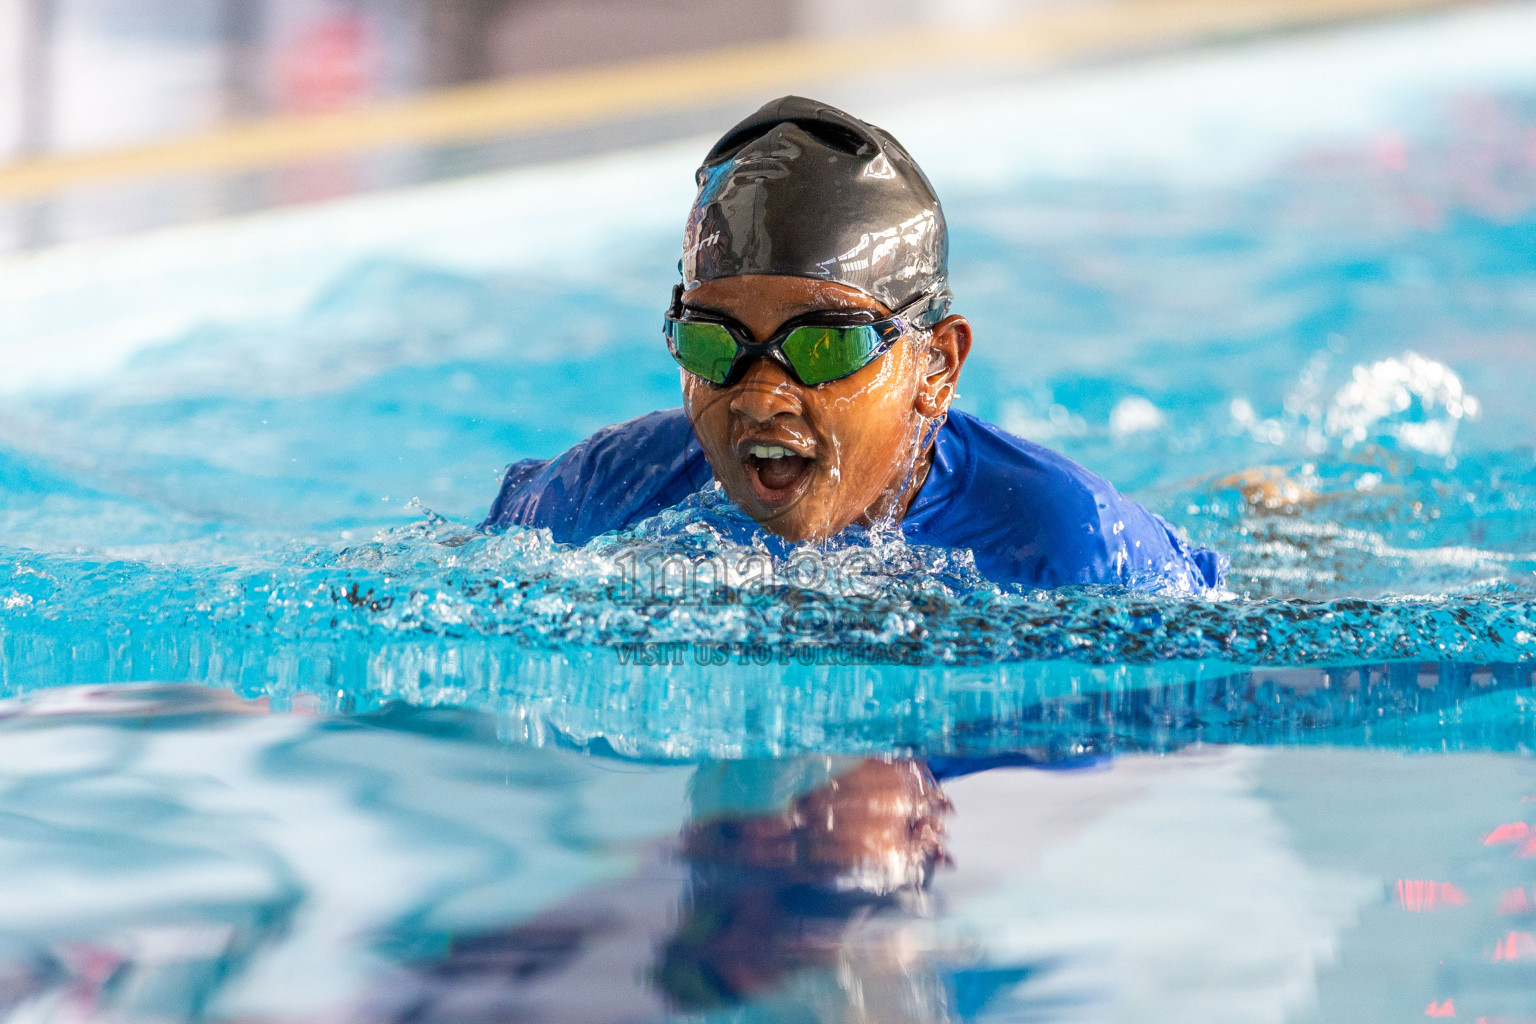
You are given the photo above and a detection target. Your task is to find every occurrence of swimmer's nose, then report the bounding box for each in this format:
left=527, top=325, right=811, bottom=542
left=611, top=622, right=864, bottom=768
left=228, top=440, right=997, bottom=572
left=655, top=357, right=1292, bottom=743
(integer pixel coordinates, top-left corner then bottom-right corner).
left=729, top=358, right=803, bottom=425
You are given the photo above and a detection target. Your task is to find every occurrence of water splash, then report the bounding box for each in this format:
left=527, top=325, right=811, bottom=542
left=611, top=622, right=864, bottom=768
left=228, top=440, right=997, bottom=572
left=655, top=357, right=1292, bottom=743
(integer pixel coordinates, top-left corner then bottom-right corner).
left=1325, top=351, right=1481, bottom=456
left=3, top=387, right=1535, bottom=696
left=1, top=85, right=1534, bottom=764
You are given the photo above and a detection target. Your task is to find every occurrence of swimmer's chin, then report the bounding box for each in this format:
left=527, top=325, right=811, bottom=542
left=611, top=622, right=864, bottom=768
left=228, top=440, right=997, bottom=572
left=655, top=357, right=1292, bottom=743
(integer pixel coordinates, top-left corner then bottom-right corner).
left=720, top=474, right=840, bottom=544
left=753, top=518, right=841, bottom=544
left=743, top=503, right=873, bottom=546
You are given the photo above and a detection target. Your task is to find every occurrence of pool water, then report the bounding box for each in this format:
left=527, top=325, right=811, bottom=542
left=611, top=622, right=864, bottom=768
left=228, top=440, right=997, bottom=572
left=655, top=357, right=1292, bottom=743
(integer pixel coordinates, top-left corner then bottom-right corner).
left=3, top=5, right=1536, bottom=1021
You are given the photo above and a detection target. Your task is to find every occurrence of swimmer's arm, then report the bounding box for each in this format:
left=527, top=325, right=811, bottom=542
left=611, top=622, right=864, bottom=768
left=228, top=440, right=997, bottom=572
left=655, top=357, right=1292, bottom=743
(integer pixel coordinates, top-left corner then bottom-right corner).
left=480, top=456, right=554, bottom=531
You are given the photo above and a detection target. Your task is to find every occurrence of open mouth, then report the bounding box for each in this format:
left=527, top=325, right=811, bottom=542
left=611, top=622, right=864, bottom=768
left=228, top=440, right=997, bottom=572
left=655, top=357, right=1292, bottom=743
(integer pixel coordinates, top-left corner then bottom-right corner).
left=741, top=443, right=815, bottom=508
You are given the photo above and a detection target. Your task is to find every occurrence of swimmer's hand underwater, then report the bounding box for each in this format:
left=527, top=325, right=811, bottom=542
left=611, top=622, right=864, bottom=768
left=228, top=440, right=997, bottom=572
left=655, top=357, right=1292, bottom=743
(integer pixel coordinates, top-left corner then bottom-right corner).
left=480, top=96, right=1225, bottom=592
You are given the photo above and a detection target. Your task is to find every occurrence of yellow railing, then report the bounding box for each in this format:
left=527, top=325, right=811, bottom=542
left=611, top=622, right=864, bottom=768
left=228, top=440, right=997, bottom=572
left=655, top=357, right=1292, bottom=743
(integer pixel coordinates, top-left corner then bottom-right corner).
left=0, top=0, right=1466, bottom=201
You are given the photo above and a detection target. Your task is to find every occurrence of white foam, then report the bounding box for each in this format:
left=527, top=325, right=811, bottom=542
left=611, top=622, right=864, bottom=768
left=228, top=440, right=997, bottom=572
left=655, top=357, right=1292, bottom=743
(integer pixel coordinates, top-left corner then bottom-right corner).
left=1326, top=350, right=1481, bottom=456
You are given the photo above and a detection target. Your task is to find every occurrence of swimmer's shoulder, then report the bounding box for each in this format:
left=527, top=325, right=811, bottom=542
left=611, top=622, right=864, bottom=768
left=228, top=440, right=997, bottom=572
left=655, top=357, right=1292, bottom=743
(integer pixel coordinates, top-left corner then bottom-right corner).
left=924, top=411, right=1126, bottom=579
left=916, top=411, right=1223, bottom=590
left=559, top=408, right=702, bottom=489
left=481, top=409, right=710, bottom=541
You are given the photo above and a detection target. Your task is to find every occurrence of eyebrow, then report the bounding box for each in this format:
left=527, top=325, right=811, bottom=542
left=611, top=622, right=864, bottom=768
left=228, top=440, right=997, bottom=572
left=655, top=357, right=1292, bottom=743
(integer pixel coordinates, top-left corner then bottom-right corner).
left=677, top=300, right=735, bottom=318
left=679, top=300, right=880, bottom=324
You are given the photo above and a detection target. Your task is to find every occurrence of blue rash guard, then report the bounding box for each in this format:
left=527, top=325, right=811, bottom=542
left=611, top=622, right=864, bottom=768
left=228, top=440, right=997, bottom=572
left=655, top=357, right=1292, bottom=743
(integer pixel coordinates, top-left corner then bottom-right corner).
left=481, top=408, right=1226, bottom=592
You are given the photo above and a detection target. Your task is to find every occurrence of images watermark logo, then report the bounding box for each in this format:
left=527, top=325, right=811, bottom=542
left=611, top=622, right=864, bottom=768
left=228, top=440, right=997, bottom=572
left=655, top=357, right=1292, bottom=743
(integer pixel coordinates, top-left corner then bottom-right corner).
left=606, top=548, right=916, bottom=662
left=611, top=548, right=884, bottom=605
left=612, top=640, right=923, bottom=667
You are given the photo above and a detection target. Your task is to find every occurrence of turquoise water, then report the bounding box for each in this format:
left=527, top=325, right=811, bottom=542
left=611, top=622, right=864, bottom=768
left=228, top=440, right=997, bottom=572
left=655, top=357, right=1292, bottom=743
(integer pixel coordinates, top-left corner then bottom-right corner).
left=3, top=9, right=1536, bottom=1021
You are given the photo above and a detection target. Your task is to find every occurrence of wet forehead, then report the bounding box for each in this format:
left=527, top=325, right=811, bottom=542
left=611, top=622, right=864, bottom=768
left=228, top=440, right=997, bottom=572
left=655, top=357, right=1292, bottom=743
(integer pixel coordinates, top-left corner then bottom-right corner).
left=683, top=275, right=889, bottom=341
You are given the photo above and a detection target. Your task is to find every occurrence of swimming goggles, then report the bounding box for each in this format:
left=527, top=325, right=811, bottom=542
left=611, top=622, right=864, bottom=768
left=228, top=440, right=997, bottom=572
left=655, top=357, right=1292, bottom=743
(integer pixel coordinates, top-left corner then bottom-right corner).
left=664, top=285, right=950, bottom=387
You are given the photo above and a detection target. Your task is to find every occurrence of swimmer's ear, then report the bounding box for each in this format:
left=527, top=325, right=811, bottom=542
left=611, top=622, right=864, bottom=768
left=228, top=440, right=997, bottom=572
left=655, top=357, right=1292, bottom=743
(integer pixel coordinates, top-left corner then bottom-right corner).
left=915, top=315, right=971, bottom=419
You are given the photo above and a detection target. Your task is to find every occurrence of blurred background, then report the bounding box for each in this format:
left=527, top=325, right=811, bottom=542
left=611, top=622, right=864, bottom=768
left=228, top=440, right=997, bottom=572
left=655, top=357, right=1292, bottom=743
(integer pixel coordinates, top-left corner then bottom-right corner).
left=0, top=0, right=1466, bottom=252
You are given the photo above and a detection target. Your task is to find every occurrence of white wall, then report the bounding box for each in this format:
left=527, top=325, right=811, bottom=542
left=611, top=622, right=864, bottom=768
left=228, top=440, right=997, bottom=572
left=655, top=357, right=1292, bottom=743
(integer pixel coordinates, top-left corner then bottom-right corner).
left=48, top=0, right=225, bottom=153
left=0, top=0, right=28, bottom=160
left=797, top=0, right=1112, bottom=36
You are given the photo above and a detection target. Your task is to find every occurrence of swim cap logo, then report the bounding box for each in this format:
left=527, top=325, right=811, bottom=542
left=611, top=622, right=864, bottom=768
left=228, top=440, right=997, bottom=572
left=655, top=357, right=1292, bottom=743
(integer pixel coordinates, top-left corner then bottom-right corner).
left=861, top=152, right=896, bottom=180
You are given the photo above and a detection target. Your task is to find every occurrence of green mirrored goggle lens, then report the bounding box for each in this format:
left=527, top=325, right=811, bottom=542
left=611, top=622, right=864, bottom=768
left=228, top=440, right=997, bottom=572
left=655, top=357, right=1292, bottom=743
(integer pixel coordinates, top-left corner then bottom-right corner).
left=670, top=321, right=739, bottom=384
left=779, top=324, right=885, bottom=386
left=668, top=317, right=894, bottom=386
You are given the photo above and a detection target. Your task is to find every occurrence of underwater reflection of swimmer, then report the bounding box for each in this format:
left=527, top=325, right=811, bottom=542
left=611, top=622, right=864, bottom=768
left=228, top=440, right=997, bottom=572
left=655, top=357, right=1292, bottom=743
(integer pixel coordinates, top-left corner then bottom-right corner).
left=361, top=757, right=974, bottom=1024
left=660, top=758, right=951, bottom=1014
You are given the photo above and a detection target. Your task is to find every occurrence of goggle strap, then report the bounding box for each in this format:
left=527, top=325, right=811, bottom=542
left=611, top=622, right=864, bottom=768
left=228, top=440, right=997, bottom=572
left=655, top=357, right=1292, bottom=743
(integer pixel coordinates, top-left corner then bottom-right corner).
left=902, top=289, right=951, bottom=329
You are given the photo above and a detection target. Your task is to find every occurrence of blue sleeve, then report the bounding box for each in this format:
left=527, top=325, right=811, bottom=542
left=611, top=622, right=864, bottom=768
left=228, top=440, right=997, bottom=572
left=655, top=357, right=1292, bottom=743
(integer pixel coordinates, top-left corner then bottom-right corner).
left=1091, top=495, right=1228, bottom=592
left=912, top=412, right=1226, bottom=592
left=479, top=409, right=711, bottom=544
left=482, top=457, right=551, bottom=528
left=1000, top=472, right=1225, bottom=592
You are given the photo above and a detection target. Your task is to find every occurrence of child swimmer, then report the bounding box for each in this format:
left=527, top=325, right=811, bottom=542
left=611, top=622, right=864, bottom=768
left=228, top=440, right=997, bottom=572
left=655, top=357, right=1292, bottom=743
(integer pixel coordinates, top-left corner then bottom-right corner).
left=482, top=96, right=1224, bottom=592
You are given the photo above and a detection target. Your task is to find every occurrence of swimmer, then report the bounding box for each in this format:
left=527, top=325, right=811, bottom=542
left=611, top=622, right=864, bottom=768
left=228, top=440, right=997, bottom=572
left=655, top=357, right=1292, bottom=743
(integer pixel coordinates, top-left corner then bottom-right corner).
left=483, top=96, right=1225, bottom=591
left=363, top=756, right=959, bottom=1024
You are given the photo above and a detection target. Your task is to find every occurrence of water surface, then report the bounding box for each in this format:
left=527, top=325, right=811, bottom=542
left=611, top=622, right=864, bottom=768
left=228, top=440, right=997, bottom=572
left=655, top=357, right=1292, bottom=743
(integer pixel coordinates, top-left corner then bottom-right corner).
left=2, top=7, right=1536, bottom=1021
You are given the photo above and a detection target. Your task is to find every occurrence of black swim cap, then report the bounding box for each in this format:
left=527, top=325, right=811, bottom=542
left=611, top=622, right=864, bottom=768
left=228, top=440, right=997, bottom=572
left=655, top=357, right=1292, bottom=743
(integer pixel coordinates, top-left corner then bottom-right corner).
left=681, top=96, right=950, bottom=315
